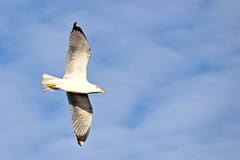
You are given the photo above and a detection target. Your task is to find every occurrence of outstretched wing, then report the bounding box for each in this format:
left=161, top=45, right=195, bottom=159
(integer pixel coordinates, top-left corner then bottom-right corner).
left=66, top=92, right=93, bottom=146
left=64, top=22, right=91, bottom=80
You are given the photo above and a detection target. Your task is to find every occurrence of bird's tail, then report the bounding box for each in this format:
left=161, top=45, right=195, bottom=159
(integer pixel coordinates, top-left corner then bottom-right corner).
left=41, top=74, right=61, bottom=92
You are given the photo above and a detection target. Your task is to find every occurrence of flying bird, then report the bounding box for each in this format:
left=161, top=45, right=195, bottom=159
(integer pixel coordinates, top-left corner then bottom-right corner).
left=41, top=22, right=106, bottom=146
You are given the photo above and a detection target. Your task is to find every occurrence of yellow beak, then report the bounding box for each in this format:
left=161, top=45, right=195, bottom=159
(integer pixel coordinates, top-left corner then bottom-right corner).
left=101, top=90, right=106, bottom=94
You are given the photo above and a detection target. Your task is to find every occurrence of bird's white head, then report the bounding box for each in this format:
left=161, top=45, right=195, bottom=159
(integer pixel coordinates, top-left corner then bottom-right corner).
left=89, top=83, right=106, bottom=94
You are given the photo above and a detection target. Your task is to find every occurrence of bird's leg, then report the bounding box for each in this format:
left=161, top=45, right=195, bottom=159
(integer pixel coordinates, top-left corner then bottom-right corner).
left=47, top=83, right=57, bottom=89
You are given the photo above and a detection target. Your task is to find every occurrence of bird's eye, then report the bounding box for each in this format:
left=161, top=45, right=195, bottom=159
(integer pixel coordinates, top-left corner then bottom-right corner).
left=96, top=86, right=98, bottom=89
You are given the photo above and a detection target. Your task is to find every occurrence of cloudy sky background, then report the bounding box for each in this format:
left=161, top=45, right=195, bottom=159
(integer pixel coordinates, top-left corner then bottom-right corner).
left=0, top=0, right=240, bottom=159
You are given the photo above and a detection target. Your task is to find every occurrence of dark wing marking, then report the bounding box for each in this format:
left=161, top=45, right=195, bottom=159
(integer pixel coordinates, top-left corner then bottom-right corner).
left=67, top=92, right=93, bottom=146
left=64, top=22, right=91, bottom=80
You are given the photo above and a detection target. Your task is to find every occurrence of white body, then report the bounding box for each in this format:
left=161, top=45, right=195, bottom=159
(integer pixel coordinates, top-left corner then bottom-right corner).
left=42, top=74, right=103, bottom=94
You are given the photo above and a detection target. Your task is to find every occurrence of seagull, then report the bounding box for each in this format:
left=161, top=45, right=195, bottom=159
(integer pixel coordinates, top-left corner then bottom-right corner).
left=41, top=22, right=106, bottom=146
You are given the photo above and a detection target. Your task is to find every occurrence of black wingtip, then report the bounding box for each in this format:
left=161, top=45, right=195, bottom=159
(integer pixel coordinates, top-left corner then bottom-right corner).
left=72, top=22, right=87, bottom=40
left=73, top=22, right=79, bottom=27
left=76, top=128, right=91, bottom=147
left=72, top=22, right=80, bottom=31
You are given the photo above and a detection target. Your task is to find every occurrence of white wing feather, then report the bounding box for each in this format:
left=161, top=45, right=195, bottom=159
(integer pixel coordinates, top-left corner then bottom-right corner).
left=67, top=92, right=93, bottom=146
left=64, top=22, right=91, bottom=80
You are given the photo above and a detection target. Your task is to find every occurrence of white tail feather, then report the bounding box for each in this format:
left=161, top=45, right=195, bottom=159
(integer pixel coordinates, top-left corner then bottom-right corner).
left=41, top=74, right=60, bottom=92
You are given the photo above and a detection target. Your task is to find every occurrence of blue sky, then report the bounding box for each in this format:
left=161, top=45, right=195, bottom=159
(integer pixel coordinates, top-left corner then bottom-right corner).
left=0, top=0, right=240, bottom=159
